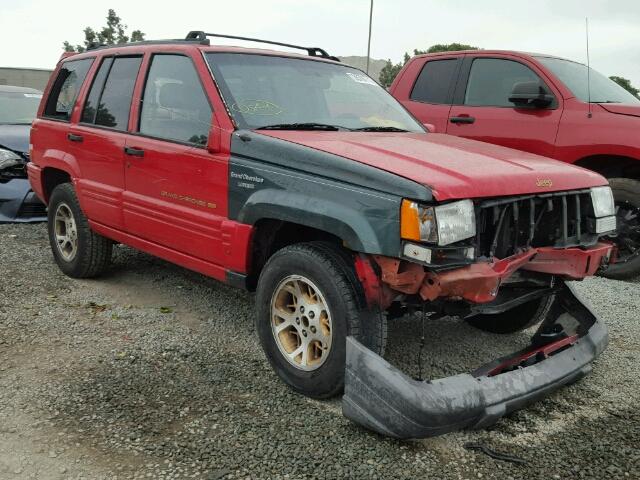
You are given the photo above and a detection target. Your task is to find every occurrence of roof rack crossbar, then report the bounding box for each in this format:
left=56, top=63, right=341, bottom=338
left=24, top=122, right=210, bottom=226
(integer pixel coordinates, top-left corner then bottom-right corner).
left=185, top=31, right=340, bottom=61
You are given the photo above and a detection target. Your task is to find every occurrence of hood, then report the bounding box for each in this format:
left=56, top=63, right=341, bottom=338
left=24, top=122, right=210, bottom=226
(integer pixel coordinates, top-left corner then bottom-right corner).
left=598, top=103, right=640, bottom=118
left=257, top=131, right=607, bottom=201
left=0, top=124, right=30, bottom=154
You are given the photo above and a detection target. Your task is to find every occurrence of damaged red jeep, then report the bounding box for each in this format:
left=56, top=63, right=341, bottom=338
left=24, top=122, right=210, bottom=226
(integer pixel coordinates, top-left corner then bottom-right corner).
left=30, top=32, right=613, bottom=439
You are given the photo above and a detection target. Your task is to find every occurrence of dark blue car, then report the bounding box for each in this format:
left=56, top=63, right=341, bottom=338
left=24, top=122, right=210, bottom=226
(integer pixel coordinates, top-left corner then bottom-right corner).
left=0, top=85, right=47, bottom=222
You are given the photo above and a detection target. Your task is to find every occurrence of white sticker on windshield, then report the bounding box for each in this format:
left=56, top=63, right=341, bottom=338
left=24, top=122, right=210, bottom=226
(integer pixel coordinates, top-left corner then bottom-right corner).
left=24, top=94, right=42, bottom=98
left=346, top=72, right=377, bottom=85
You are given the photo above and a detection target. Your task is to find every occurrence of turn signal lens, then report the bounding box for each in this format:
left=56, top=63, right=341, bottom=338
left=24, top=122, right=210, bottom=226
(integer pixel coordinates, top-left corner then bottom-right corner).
left=400, top=200, right=421, bottom=241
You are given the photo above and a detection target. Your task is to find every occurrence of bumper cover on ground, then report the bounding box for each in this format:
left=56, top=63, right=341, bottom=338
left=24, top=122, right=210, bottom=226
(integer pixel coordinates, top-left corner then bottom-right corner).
left=342, top=282, right=608, bottom=439
left=0, top=178, right=47, bottom=223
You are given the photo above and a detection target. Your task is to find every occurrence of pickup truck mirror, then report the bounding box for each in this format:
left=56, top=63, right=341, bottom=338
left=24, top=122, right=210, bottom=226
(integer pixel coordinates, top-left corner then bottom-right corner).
left=207, top=122, right=222, bottom=153
left=423, top=123, right=436, bottom=133
left=508, top=81, right=554, bottom=109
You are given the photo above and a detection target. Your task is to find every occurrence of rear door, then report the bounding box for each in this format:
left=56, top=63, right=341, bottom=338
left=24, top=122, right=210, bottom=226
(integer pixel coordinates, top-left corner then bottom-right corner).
left=71, top=55, right=143, bottom=228
left=392, top=56, right=462, bottom=133
left=446, top=55, right=562, bottom=158
left=122, top=52, right=229, bottom=266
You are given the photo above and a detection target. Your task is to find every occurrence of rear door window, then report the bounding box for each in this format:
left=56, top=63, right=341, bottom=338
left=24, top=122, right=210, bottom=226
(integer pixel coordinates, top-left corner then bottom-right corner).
left=80, top=56, right=142, bottom=131
left=139, top=54, right=212, bottom=146
left=410, top=59, right=459, bottom=104
left=43, top=58, right=93, bottom=121
left=464, top=58, right=543, bottom=107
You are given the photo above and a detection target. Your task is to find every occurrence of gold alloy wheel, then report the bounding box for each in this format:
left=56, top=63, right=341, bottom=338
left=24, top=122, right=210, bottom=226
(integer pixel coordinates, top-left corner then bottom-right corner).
left=270, top=275, right=333, bottom=371
left=54, top=202, right=78, bottom=262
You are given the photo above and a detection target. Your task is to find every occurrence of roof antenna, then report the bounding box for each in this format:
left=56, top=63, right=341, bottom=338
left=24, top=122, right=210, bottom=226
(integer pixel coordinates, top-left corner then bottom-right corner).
left=366, top=0, right=373, bottom=74
left=586, top=17, right=592, bottom=118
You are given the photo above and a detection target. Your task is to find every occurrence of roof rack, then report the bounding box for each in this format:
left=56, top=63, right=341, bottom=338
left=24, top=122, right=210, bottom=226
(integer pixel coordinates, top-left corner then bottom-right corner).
left=185, top=31, right=340, bottom=62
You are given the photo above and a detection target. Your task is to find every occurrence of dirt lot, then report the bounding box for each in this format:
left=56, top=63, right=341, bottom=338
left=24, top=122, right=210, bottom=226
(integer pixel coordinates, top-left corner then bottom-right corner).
left=1, top=223, right=639, bottom=480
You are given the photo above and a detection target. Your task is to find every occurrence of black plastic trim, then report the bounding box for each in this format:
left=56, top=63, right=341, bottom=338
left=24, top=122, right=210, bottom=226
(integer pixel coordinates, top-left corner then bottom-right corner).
left=342, top=282, right=608, bottom=439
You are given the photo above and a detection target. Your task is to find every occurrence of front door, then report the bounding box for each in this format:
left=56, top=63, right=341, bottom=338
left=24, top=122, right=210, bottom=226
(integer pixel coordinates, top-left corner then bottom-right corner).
left=123, top=53, right=229, bottom=266
left=446, top=56, right=562, bottom=158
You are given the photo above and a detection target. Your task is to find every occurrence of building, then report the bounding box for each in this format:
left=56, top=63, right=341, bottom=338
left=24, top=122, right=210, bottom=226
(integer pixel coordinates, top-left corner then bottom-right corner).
left=0, top=67, right=53, bottom=91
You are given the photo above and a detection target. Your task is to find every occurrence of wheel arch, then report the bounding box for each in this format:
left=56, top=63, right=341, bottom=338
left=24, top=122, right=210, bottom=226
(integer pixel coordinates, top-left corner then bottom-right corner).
left=41, top=167, right=73, bottom=203
left=574, top=154, right=640, bottom=180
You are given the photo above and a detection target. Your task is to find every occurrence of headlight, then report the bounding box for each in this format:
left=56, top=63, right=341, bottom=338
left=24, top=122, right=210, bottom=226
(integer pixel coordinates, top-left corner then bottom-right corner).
left=0, top=148, right=22, bottom=170
left=401, top=199, right=476, bottom=246
left=590, top=186, right=615, bottom=217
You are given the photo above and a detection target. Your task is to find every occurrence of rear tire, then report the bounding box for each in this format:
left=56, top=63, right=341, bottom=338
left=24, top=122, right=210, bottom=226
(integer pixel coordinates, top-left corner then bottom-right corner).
left=601, top=178, right=640, bottom=280
left=47, top=183, right=112, bottom=278
left=255, top=242, right=386, bottom=399
left=465, top=294, right=554, bottom=334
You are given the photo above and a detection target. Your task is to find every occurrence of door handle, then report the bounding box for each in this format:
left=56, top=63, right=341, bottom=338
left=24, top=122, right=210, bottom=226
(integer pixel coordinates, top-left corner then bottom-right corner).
left=449, top=116, right=476, bottom=124
left=67, top=133, right=84, bottom=142
left=124, top=146, right=145, bottom=157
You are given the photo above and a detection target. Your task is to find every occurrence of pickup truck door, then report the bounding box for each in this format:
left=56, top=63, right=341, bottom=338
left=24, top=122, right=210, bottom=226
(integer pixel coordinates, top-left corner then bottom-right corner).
left=122, top=53, right=230, bottom=268
left=391, top=56, right=462, bottom=133
left=446, top=56, right=562, bottom=158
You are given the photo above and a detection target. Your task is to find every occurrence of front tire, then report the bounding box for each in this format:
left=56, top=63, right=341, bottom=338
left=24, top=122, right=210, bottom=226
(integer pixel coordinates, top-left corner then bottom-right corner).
left=47, top=183, right=113, bottom=278
left=465, top=294, right=554, bottom=334
left=602, top=178, right=640, bottom=280
left=255, top=242, right=386, bottom=399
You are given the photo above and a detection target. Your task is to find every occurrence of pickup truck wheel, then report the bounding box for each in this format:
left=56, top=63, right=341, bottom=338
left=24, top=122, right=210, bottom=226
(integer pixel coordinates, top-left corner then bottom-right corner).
left=465, top=294, right=554, bottom=334
left=47, top=183, right=112, bottom=278
left=601, top=178, right=640, bottom=280
left=255, top=242, right=386, bottom=399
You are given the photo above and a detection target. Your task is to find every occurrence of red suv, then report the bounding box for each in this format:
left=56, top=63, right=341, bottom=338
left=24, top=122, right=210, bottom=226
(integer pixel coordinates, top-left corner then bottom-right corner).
left=391, top=50, right=640, bottom=278
left=29, top=33, right=614, bottom=439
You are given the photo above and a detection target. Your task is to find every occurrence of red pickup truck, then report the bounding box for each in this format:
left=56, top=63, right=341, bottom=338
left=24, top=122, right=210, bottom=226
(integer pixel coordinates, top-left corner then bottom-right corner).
left=391, top=50, right=640, bottom=279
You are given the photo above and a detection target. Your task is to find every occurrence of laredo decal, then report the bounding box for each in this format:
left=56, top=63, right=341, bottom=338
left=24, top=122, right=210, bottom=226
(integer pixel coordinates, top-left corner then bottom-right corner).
left=231, top=171, right=265, bottom=190
left=160, top=191, right=216, bottom=209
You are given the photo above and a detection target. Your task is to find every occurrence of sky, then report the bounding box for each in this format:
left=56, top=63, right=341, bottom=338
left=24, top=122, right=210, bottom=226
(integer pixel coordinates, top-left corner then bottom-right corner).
left=1, top=0, right=639, bottom=86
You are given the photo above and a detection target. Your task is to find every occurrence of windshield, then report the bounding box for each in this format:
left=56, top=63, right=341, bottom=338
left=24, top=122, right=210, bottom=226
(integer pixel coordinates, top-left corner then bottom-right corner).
left=205, top=53, right=424, bottom=132
left=0, top=90, right=42, bottom=124
left=537, top=57, right=640, bottom=104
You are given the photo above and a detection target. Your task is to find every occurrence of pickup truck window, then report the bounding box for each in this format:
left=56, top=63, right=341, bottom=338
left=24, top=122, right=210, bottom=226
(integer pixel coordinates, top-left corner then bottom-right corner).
left=410, top=59, right=458, bottom=104
left=206, top=53, right=423, bottom=132
left=465, top=58, right=542, bottom=107
left=43, top=58, right=93, bottom=121
left=139, top=54, right=212, bottom=146
left=537, top=57, right=640, bottom=104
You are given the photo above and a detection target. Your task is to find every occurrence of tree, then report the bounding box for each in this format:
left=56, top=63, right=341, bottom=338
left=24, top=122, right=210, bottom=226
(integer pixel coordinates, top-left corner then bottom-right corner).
left=379, top=43, right=479, bottom=88
left=609, top=76, right=639, bottom=98
left=63, top=9, right=145, bottom=53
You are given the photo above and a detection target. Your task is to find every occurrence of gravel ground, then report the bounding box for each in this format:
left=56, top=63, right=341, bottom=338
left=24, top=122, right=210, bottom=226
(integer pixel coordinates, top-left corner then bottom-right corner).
left=1, top=223, right=639, bottom=480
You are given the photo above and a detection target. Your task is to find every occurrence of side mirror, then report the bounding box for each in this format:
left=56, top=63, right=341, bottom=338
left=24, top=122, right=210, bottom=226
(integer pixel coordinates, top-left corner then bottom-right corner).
left=207, top=123, right=222, bottom=153
left=508, top=81, right=554, bottom=109
left=423, top=123, right=436, bottom=133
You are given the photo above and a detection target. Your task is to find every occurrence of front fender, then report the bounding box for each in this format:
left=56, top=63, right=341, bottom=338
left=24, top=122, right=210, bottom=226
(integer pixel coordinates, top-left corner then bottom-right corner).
left=237, top=188, right=385, bottom=252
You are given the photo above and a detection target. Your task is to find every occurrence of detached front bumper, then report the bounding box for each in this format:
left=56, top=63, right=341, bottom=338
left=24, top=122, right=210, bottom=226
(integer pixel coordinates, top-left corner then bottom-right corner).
left=0, top=178, right=47, bottom=223
left=342, top=282, right=608, bottom=439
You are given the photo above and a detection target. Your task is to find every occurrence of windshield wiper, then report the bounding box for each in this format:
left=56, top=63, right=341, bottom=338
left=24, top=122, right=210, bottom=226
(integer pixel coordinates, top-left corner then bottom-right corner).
left=257, top=122, right=352, bottom=131
left=352, top=126, right=409, bottom=132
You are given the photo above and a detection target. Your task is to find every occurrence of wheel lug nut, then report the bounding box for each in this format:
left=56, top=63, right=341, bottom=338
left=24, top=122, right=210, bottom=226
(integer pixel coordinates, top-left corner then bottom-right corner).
left=300, top=306, right=305, bottom=313
left=311, top=326, right=316, bottom=333
left=296, top=318, right=300, bottom=324
left=309, top=311, right=315, bottom=319
left=302, top=330, right=307, bottom=337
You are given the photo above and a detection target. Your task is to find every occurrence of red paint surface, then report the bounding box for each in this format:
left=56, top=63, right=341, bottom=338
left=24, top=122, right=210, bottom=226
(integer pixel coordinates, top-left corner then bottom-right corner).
left=259, top=130, right=607, bottom=201
left=391, top=50, right=640, bottom=173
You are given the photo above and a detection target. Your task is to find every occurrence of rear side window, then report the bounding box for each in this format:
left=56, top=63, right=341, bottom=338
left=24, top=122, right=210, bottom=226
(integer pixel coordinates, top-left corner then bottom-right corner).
left=139, top=54, right=211, bottom=146
left=410, top=59, right=458, bottom=104
left=80, top=56, right=142, bottom=131
left=464, top=58, right=542, bottom=107
left=43, top=59, right=93, bottom=121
